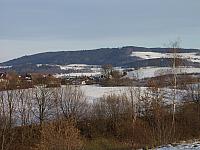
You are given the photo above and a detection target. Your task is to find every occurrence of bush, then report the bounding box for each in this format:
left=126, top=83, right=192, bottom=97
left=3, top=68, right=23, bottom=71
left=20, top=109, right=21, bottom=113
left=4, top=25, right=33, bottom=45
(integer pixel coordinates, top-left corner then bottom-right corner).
left=37, top=120, right=83, bottom=150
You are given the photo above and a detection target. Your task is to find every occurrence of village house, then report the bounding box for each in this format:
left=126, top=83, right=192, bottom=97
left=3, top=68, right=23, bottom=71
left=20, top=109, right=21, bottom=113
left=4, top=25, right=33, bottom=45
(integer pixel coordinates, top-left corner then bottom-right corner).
left=19, top=73, right=32, bottom=82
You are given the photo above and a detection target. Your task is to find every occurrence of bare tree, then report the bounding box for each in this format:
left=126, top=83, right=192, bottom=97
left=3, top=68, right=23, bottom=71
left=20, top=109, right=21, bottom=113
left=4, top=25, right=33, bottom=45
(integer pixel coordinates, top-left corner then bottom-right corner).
left=57, top=85, right=88, bottom=121
left=168, top=40, right=182, bottom=137
left=16, top=89, right=33, bottom=126
left=0, top=91, right=15, bottom=150
left=5, top=90, right=16, bottom=127
left=128, top=86, right=142, bottom=147
left=101, top=64, right=113, bottom=78
left=33, top=86, right=54, bottom=124
left=93, top=93, right=131, bottom=136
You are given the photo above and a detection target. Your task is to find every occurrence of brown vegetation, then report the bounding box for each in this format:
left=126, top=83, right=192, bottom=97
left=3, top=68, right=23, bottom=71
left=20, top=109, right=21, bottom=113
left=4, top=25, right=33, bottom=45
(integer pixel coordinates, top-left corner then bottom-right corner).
left=0, top=72, right=199, bottom=149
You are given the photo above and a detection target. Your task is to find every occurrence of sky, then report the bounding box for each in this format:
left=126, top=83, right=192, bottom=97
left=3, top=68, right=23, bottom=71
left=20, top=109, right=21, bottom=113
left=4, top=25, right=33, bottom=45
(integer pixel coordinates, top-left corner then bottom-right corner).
left=0, top=0, right=200, bottom=62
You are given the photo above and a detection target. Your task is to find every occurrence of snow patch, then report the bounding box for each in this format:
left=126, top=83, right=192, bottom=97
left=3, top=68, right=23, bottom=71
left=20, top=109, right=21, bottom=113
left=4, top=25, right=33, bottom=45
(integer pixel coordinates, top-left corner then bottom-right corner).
left=54, top=72, right=101, bottom=78
left=152, top=141, right=200, bottom=150
left=126, top=67, right=200, bottom=79
left=58, top=64, right=101, bottom=71
left=131, top=51, right=200, bottom=63
left=131, top=52, right=167, bottom=59
left=0, top=66, right=12, bottom=69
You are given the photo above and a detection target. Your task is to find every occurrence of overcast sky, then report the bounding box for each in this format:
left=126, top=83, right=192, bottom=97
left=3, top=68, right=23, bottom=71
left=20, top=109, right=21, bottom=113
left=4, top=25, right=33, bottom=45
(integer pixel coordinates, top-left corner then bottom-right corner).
left=0, top=0, right=200, bottom=62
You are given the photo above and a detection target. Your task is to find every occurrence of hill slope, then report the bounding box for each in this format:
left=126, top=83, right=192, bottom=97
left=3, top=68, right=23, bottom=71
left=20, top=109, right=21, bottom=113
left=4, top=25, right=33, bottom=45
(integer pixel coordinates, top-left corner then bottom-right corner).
left=1, top=46, right=200, bottom=74
left=2, top=46, right=200, bottom=66
left=2, top=47, right=141, bottom=66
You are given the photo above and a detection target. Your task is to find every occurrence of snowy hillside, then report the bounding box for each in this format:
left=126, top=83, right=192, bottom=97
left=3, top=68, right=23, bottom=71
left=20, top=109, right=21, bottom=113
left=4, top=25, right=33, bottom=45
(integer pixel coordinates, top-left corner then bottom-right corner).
left=131, top=51, right=200, bottom=63
left=126, top=67, right=200, bottom=79
left=31, top=51, right=200, bottom=79
left=1, top=47, right=200, bottom=77
left=127, top=51, right=200, bottom=79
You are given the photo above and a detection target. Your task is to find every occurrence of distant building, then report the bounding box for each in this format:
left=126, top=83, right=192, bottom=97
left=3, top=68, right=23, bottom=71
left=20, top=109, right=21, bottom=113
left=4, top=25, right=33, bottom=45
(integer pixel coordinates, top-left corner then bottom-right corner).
left=19, top=73, right=32, bottom=82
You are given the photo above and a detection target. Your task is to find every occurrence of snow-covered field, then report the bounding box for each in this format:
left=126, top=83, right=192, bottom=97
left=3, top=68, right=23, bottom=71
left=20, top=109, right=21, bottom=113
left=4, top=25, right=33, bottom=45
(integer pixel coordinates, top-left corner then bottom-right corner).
left=0, top=65, right=12, bottom=69
left=36, top=64, right=102, bottom=72
left=126, top=67, right=200, bottom=79
left=131, top=51, right=200, bottom=63
left=54, top=72, right=101, bottom=78
left=80, top=85, right=131, bottom=101
left=58, top=64, right=101, bottom=71
left=0, top=85, right=184, bottom=103
left=49, top=64, right=102, bottom=78
left=54, top=65, right=200, bottom=79
left=152, top=141, right=200, bottom=150
left=131, top=52, right=167, bottom=59
left=79, top=85, right=187, bottom=105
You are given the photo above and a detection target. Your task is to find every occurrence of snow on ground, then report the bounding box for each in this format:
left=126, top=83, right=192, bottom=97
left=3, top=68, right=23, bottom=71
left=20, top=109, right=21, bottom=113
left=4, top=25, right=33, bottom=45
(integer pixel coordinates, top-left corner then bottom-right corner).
left=0, top=65, right=12, bottom=69
left=54, top=72, right=101, bottom=78
left=36, top=64, right=43, bottom=67
left=90, top=67, right=102, bottom=72
left=114, top=67, right=124, bottom=72
left=126, top=67, right=200, bottom=79
left=36, top=64, right=102, bottom=71
left=126, top=67, right=167, bottom=79
left=80, top=85, right=131, bottom=101
left=131, top=51, right=200, bottom=63
left=59, top=64, right=89, bottom=70
left=59, top=64, right=101, bottom=70
left=131, top=52, right=167, bottom=59
left=36, top=64, right=60, bottom=68
left=66, top=72, right=101, bottom=77
left=178, top=53, right=200, bottom=63
left=152, top=141, right=200, bottom=150
left=130, top=51, right=200, bottom=79
left=48, top=64, right=102, bottom=78
left=80, top=85, right=186, bottom=104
